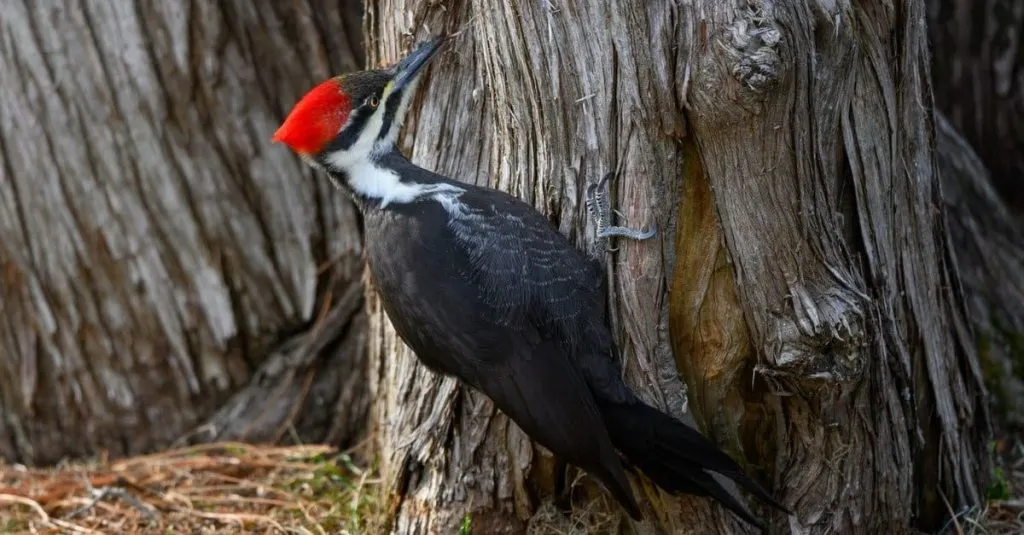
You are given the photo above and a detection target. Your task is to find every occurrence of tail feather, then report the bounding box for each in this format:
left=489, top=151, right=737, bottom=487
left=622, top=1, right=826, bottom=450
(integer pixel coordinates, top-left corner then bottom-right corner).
left=655, top=431, right=788, bottom=512
left=601, top=399, right=790, bottom=528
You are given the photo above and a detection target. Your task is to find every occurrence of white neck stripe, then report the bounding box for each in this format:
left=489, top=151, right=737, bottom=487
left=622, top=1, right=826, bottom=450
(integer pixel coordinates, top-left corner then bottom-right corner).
left=323, top=158, right=467, bottom=213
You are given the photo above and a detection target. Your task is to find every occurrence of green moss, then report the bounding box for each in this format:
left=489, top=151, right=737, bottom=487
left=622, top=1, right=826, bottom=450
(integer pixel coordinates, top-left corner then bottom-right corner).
left=283, top=453, right=382, bottom=533
left=976, top=309, right=1024, bottom=423
left=2, top=518, right=30, bottom=533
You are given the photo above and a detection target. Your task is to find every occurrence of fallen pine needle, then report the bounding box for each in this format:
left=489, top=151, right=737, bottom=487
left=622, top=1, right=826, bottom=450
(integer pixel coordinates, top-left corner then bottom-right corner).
left=0, top=441, right=380, bottom=534
left=0, top=493, right=103, bottom=534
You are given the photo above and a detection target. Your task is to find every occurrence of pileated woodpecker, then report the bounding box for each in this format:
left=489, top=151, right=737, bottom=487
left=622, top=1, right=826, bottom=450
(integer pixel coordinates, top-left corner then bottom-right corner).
left=273, top=35, right=788, bottom=529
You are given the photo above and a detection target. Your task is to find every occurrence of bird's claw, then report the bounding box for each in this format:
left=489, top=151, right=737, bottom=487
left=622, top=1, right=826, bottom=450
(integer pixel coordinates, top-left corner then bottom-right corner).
left=597, top=225, right=657, bottom=240
left=585, top=172, right=656, bottom=251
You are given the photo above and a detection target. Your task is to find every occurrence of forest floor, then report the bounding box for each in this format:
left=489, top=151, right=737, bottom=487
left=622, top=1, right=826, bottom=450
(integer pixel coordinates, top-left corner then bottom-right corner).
left=0, top=442, right=382, bottom=534
left=0, top=437, right=1021, bottom=534
left=959, top=432, right=1024, bottom=535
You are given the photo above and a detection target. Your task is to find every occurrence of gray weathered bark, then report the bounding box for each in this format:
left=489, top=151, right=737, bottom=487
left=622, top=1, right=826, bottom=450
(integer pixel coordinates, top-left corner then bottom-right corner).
left=927, top=0, right=1024, bottom=429
left=935, top=112, right=1024, bottom=427
left=363, top=1, right=989, bottom=534
left=0, top=0, right=369, bottom=464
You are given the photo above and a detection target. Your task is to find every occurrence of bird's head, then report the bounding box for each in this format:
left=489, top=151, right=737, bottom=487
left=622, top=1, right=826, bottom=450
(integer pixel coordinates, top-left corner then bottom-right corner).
left=272, top=36, right=445, bottom=171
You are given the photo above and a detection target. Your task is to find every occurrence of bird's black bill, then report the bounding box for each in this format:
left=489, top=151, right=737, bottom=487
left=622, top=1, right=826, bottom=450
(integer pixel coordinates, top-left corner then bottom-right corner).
left=392, top=35, right=445, bottom=93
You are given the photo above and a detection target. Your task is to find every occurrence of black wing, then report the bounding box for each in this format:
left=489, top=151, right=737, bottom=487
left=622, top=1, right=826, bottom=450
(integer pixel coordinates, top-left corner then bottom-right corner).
left=437, top=188, right=640, bottom=516
left=447, top=188, right=634, bottom=404
left=447, top=189, right=605, bottom=343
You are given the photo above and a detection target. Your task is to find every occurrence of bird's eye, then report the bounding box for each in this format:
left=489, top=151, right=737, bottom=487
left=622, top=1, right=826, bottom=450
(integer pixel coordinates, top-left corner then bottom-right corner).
left=368, top=96, right=380, bottom=108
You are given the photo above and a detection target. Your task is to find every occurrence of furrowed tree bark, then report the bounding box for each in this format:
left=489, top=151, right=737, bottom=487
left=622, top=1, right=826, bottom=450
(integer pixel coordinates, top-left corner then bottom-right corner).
left=935, top=113, right=1024, bottom=428
left=0, top=0, right=369, bottom=464
left=927, top=0, right=1024, bottom=428
left=365, top=1, right=989, bottom=534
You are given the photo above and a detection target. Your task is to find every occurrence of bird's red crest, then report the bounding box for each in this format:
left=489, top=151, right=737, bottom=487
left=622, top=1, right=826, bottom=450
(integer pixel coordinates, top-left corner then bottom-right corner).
left=272, top=78, right=351, bottom=154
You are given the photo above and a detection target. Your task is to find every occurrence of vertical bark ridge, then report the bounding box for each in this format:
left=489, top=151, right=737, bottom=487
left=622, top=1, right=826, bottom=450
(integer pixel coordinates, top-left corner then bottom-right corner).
left=0, top=0, right=366, bottom=464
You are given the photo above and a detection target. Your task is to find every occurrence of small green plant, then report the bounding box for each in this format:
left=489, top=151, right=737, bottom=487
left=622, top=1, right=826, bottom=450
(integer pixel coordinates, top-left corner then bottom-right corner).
left=986, top=465, right=1011, bottom=501
left=459, top=512, right=472, bottom=535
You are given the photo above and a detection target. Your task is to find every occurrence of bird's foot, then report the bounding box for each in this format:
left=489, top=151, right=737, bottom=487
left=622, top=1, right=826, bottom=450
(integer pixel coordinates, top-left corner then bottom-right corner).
left=585, top=172, right=656, bottom=250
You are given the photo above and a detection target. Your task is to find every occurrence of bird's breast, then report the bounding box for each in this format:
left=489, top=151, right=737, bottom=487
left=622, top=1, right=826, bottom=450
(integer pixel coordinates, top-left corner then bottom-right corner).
left=360, top=204, right=494, bottom=368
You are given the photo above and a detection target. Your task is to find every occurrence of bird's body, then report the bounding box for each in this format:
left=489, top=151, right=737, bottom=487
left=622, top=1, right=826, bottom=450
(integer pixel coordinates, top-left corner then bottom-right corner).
left=272, top=36, right=788, bottom=530
left=358, top=149, right=641, bottom=515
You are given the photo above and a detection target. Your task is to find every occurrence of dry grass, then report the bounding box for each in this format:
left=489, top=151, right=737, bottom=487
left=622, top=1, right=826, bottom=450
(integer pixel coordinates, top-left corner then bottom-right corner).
left=0, top=442, right=381, bottom=534
left=944, top=435, right=1024, bottom=535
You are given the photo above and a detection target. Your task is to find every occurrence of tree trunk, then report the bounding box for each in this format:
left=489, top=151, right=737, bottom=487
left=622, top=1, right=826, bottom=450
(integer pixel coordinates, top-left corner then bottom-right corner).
left=927, top=0, right=1024, bottom=428
left=364, top=2, right=989, bottom=534
left=0, top=0, right=369, bottom=465
left=928, top=0, right=1024, bottom=211
left=935, top=112, right=1024, bottom=428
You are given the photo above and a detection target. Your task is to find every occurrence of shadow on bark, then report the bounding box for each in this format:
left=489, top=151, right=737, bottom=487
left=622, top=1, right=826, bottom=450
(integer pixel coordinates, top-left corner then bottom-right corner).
left=183, top=278, right=369, bottom=450
left=928, top=0, right=1024, bottom=211
left=927, top=0, right=1024, bottom=429
left=936, top=112, right=1024, bottom=428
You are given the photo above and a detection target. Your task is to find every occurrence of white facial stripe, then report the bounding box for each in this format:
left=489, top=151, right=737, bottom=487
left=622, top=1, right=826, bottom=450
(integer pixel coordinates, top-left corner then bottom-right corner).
left=326, top=79, right=406, bottom=169
left=324, top=103, right=385, bottom=170
left=321, top=72, right=466, bottom=212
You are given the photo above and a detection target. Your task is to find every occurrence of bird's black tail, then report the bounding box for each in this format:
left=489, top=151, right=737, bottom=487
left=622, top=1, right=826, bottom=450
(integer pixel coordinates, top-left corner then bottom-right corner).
left=600, top=399, right=789, bottom=530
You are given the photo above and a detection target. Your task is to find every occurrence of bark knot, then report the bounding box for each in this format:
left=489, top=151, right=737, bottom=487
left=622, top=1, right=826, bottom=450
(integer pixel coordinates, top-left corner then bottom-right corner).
left=725, top=10, right=782, bottom=94
left=757, top=281, right=867, bottom=388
